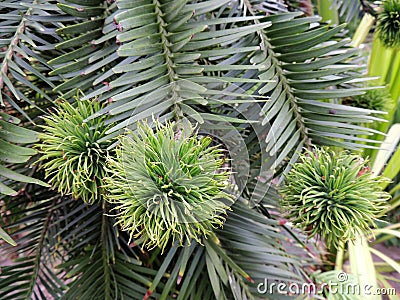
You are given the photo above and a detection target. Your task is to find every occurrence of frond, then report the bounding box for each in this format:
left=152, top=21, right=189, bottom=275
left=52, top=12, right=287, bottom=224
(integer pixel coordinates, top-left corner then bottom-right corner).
left=214, top=200, right=313, bottom=298
left=47, top=0, right=274, bottom=139
left=242, top=0, right=289, bottom=15
left=0, top=113, right=47, bottom=196
left=0, top=113, right=48, bottom=244
left=57, top=204, right=210, bottom=300
left=0, top=187, right=66, bottom=299
left=0, top=0, right=59, bottom=118
left=239, top=9, right=387, bottom=181
left=45, top=1, right=384, bottom=167
left=331, top=0, right=365, bottom=23
left=48, top=0, right=112, bottom=99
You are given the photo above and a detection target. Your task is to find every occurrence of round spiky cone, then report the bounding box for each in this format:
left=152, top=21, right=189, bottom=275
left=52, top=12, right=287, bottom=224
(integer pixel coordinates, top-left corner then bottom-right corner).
left=38, top=100, right=110, bottom=204
left=280, top=147, right=390, bottom=249
left=377, top=0, right=400, bottom=48
left=105, top=121, right=234, bottom=251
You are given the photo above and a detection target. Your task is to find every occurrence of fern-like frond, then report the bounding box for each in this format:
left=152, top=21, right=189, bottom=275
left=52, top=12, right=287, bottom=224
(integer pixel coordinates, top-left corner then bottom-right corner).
left=48, top=0, right=112, bottom=100
left=0, top=113, right=48, bottom=245
left=332, top=0, right=366, bottom=22
left=47, top=0, right=274, bottom=139
left=234, top=8, right=387, bottom=181
left=0, top=188, right=66, bottom=299
left=0, top=0, right=59, bottom=118
left=58, top=208, right=152, bottom=300
left=214, top=200, right=313, bottom=298
left=57, top=203, right=211, bottom=300
left=0, top=113, right=47, bottom=196
left=0, top=2, right=392, bottom=300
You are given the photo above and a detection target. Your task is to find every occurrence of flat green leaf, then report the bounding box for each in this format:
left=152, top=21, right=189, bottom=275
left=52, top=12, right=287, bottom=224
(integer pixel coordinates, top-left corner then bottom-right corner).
left=0, top=226, right=16, bottom=246
left=56, top=18, right=104, bottom=35
left=55, top=29, right=102, bottom=49
left=57, top=3, right=104, bottom=17
left=0, top=181, right=17, bottom=196
left=0, top=165, right=49, bottom=187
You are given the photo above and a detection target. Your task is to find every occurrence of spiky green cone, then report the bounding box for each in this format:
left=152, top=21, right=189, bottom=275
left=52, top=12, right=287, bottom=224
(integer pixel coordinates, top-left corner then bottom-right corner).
left=38, top=100, right=111, bottom=204
left=105, top=121, right=234, bottom=251
left=280, top=147, right=390, bottom=249
left=377, top=0, right=400, bottom=48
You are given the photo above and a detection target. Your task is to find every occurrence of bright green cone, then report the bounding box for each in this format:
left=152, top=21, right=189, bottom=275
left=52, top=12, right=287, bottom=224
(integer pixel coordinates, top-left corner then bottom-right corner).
left=38, top=100, right=111, bottom=204
left=280, top=147, right=390, bottom=249
left=105, top=121, right=234, bottom=251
